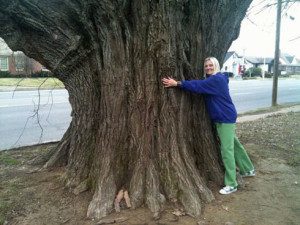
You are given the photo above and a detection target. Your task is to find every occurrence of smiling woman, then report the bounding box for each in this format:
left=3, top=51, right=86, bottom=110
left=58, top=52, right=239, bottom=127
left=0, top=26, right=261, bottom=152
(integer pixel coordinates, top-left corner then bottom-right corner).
left=162, top=57, right=255, bottom=195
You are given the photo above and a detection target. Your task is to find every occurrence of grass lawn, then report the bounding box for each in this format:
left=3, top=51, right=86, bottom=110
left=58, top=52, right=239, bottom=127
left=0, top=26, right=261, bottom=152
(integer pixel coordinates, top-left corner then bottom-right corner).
left=0, top=77, right=64, bottom=88
left=1, top=112, right=299, bottom=225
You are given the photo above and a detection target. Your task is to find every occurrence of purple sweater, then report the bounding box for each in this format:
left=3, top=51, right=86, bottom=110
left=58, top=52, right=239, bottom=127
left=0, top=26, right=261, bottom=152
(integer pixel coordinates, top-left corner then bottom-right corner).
left=180, top=73, right=237, bottom=123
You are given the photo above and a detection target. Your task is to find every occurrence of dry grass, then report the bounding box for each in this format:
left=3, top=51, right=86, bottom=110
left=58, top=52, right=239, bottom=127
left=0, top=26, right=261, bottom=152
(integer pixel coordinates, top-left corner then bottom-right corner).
left=0, top=78, right=64, bottom=88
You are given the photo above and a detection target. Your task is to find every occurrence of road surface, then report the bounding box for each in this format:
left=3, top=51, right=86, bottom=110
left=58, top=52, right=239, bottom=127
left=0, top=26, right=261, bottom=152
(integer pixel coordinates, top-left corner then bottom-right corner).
left=230, top=78, right=300, bottom=112
left=0, top=78, right=299, bottom=150
left=0, top=89, right=71, bottom=150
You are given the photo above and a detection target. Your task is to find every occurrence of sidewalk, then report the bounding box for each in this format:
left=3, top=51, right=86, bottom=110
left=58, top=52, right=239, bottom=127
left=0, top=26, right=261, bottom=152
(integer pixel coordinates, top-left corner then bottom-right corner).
left=0, top=86, right=36, bottom=92
left=237, top=104, right=300, bottom=123
left=0, top=86, right=64, bottom=92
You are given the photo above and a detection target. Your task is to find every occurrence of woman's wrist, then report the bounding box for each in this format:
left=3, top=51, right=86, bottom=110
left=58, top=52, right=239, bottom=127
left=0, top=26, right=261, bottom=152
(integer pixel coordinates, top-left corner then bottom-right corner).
left=176, top=81, right=182, bottom=87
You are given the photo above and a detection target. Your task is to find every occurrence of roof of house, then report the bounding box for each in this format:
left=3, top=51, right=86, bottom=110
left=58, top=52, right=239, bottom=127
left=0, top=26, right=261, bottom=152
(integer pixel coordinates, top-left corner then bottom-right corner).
left=224, top=51, right=239, bottom=62
left=245, top=57, right=273, bottom=64
left=281, top=53, right=294, bottom=64
left=0, top=38, right=13, bottom=56
left=292, top=57, right=300, bottom=64
left=224, top=51, right=300, bottom=67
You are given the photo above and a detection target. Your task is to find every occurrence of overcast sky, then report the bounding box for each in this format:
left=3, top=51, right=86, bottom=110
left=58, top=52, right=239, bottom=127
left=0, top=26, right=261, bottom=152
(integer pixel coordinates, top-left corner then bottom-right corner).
left=229, top=0, right=300, bottom=58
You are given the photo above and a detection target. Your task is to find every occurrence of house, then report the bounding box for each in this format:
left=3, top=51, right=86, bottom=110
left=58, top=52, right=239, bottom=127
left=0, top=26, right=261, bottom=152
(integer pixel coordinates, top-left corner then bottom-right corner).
left=221, top=51, right=253, bottom=77
left=0, top=39, right=12, bottom=72
left=0, top=38, right=46, bottom=75
left=244, top=56, right=273, bottom=73
left=279, top=53, right=300, bottom=75
left=221, top=51, right=241, bottom=77
left=245, top=53, right=300, bottom=75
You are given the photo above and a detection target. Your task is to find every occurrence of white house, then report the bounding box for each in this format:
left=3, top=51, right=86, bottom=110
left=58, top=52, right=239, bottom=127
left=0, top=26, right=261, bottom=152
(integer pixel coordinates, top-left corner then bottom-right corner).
left=221, top=51, right=253, bottom=77
left=222, top=51, right=300, bottom=77
left=0, top=38, right=12, bottom=71
left=279, top=53, right=300, bottom=74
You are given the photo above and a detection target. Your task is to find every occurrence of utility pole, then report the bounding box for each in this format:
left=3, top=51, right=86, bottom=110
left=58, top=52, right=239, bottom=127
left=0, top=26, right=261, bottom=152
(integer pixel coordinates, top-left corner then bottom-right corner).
left=272, top=0, right=282, bottom=106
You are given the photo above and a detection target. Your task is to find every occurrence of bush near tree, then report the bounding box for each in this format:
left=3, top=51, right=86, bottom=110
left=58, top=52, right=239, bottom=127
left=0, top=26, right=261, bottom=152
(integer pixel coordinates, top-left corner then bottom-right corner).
left=244, top=67, right=262, bottom=77
left=264, top=72, right=273, bottom=78
left=0, top=71, right=53, bottom=78
left=0, top=71, right=11, bottom=78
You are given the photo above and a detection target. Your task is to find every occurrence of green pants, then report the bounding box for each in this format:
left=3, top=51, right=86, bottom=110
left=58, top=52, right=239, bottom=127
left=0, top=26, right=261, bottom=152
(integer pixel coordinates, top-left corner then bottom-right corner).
left=215, top=123, right=254, bottom=187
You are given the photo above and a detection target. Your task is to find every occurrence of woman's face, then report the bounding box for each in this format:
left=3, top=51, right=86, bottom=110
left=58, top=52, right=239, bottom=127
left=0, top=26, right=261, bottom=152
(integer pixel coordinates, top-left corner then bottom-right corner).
left=204, top=60, right=215, bottom=75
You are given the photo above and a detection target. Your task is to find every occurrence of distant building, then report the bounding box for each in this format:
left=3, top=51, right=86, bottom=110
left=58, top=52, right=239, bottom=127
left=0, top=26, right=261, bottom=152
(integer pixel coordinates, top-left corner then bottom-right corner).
left=222, top=50, right=300, bottom=76
left=244, top=56, right=273, bottom=73
left=0, top=38, right=47, bottom=75
left=0, top=38, right=11, bottom=72
left=221, top=51, right=252, bottom=77
left=279, top=53, right=300, bottom=74
left=247, top=53, right=300, bottom=75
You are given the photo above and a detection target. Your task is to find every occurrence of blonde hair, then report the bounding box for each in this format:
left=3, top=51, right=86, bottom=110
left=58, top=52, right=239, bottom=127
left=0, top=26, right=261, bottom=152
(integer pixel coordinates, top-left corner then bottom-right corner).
left=204, top=57, right=220, bottom=75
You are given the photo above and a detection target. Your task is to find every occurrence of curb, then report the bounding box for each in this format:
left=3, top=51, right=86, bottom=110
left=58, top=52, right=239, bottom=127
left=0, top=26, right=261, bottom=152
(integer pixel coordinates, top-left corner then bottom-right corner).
left=237, top=105, right=300, bottom=123
left=0, top=86, right=64, bottom=92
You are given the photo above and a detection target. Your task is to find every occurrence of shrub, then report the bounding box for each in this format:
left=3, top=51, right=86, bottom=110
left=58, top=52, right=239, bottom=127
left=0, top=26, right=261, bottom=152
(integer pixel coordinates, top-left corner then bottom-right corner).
left=31, top=71, right=52, bottom=78
left=264, top=72, right=273, bottom=78
left=244, top=67, right=262, bottom=77
left=0, top=71, right=53, bottom=78
left=0, top=71, right=11, bottom=78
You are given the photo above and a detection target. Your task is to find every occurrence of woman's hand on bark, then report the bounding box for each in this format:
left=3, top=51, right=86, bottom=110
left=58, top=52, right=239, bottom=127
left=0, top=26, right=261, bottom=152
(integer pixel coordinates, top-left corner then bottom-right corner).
left=162, top=77, right=178, bottom=87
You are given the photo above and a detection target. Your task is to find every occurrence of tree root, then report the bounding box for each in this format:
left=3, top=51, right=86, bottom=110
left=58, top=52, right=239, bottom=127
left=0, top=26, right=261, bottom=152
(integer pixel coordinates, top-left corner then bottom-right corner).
left=87, top=173, right=116, bottom=219
left=27, top=144, right=57, bottom=166
left=73, top=179, right=89, bottom=195
left=43, top=138, right=69, bottom=168
left=43, top=124, right=72, bottom=168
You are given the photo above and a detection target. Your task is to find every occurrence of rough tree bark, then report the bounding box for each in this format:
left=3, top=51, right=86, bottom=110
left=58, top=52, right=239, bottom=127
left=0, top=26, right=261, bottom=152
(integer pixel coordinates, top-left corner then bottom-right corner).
left=0, top=0, right=252, bottom=220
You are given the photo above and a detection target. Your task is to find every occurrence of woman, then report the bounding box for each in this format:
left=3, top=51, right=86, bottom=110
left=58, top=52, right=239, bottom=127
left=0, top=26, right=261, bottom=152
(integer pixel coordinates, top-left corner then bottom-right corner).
left=162, top=57, right=255, bottom=195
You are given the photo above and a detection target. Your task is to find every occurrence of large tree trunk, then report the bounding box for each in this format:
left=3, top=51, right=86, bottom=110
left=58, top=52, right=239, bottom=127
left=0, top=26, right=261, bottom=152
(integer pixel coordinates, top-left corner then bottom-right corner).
left=0, top=0, right=252, bottom=220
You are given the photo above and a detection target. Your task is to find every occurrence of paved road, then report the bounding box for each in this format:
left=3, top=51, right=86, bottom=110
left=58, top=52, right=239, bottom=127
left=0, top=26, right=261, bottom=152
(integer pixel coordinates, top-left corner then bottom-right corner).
left=0, top=78, right=299, bottom=150
left=230, top=78, right=300, bottom=112
left=0, top=89, right=71, bottom=150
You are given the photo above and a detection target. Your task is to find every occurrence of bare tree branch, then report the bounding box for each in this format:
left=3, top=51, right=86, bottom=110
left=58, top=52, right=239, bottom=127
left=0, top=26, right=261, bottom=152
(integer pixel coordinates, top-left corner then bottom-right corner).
left=12, top=78, right=49, bottom=148
left=289, top=35, right=300, bottom=41
left=12, top=77, right=26, bottom=98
